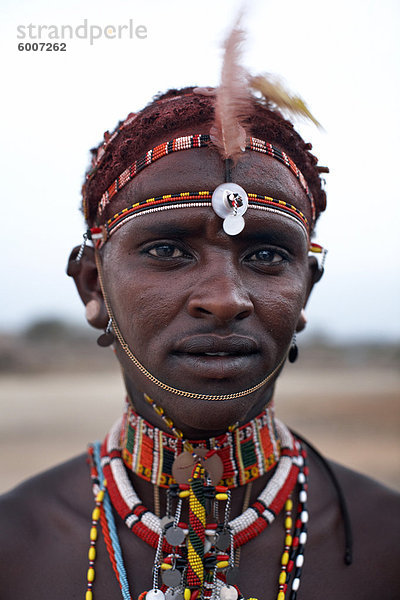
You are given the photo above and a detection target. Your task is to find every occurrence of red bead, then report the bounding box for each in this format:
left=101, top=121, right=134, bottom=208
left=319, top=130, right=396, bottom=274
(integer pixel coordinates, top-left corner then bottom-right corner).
left=215, top=485, right=228, bottom=493
left=287, top=560, right=294, bottom=573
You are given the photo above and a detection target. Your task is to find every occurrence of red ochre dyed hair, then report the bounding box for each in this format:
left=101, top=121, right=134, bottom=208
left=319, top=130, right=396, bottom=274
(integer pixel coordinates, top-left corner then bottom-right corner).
left=82, top=86, right=327, bottom=228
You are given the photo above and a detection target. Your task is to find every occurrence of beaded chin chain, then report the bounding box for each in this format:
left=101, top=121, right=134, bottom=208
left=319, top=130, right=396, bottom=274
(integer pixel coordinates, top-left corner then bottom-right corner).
left=86, top=396, right=309, bottom=600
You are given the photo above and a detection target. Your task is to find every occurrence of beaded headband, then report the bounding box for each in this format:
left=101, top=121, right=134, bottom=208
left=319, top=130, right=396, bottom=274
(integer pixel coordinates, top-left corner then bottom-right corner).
left=86, top=134, right=315, bottom=226
left=89, top=190, right=310, bottom=248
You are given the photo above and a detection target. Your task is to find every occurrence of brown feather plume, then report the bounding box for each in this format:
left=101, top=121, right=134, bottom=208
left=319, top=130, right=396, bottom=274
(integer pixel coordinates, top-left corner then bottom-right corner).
left=210, top=19, right=251, bottom=162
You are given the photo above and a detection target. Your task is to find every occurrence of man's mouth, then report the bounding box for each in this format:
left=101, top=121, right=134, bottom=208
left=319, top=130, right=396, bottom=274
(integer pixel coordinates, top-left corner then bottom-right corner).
left=173, top=334, right=259, bottom=356
left=171, top=335, right=260, bottom=379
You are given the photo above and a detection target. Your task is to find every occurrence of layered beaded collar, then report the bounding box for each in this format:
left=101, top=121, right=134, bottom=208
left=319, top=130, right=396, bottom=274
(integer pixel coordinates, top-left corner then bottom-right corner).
left=88, top=414, right=308, bottom=600
left=119, top=399, right=281, bottom=489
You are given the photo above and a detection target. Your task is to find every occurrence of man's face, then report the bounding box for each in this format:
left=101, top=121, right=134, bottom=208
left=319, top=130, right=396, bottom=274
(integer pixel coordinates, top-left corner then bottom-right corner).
left=99, top=135, right=315, bottom=434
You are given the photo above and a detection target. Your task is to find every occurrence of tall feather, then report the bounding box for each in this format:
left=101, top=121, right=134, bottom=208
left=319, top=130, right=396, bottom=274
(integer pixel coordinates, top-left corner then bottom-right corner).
left=250, top=73, right=322, bottom=128
left=210, top=20, right=250, bottom=162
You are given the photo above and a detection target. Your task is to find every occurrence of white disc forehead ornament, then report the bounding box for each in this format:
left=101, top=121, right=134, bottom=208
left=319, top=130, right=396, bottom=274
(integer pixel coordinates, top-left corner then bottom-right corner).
left=211, top=183, right=248, bottom=235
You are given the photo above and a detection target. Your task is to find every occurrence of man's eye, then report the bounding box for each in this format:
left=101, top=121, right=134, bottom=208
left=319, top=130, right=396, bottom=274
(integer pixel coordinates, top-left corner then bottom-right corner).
left=247, top=249, right=285, bottom=264
left=147, top=244, right=185, bottom=258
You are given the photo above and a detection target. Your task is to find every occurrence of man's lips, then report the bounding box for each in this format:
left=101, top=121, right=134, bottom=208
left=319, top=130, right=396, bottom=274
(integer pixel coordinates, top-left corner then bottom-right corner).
left=173, top=334, right=260, bottom=357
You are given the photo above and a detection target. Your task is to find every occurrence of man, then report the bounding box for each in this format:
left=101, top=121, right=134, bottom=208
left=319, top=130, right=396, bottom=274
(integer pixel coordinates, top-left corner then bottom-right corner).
left=0, top=37, right=399, bottom=600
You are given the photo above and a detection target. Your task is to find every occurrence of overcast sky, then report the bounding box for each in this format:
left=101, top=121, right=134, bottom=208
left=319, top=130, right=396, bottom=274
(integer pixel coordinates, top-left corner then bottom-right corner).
left=1, top=0, right=399, bottom=341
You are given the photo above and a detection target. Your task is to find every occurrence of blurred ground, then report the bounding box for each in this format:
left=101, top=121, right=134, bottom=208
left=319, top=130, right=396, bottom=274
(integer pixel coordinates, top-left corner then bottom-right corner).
left=0, top=325, right=399, bottom=494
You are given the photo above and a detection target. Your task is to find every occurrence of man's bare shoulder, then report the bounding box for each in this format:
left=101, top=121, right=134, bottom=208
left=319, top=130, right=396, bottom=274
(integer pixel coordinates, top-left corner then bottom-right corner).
left=0, top=454, right=92, bottom=561
left=329, top=459, right=400, bottom=517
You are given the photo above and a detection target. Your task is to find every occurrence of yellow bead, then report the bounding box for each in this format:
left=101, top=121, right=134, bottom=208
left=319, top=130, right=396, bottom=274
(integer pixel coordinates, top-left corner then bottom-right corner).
left=87, top=567, right=95, bottom=582
left=92, top=507, right=101, bottom=521
left=90, top=527, right=98, bottom=541
left=216, top=560, right=229, bottom=568
left=281, top=551, right=289, bottom=566
left=216, top=493, right=228, bottom=501
left=285, top=498, right=293, bottom=511
left=277, top=592, right=285, bottom=600
left=285, top=517, right=292, bottom=530
left=88, top=546, right=96, bottom=561
left=86, top=591, right=93, bottom=600
left=184, top=589, right=191, bottom=600
left=179, top=490, right=190, bottom=499
left=285, top=534, right=292, bottom=547
left=173, top=427, right=183, bottom=439
left=154, top=405, right=164, bottom=416
left=161, top=563, right=172, bottom=570
left=95, top=490, right=105, bottom=502
left=164, top=417, right=173, bottom=428
left=279, top=571, right=286, bottom=585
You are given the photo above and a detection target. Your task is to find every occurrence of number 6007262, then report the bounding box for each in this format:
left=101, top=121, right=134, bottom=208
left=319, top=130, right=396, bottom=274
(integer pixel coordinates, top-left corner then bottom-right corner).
left=18, top=42, right=67, bottom=51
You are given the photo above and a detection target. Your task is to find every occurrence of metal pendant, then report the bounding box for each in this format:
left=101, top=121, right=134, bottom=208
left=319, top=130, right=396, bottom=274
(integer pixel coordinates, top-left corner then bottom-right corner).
left=220, top=585, right=239, bottom=600
left=160, top=516, right=175, bottom=530
left=211, top=183, right=248, bottom=236
left=215, top=530, right=231, bottom=551
left=162, top=568, right=182, bottom=587
left=165, top=525, right=186, bottom=547
left=172, top=448, right=223, bottom=485
left=172, top=451, right=196, bottom=485
left=146, top=590, right=165, bottom=599
left=222, top=214, right=245, bottom=235
left=165, top=590, right=184, bottom=600
left=96, top=331, right=114, bottom=347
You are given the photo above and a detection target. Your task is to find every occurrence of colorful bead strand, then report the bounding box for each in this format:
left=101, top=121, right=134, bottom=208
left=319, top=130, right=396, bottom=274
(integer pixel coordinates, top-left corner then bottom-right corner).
left=86, top=446, right=106, bottom=600
left=86, top=134, right=315, bottom=224
left=120, top=398, right=281, bottom=490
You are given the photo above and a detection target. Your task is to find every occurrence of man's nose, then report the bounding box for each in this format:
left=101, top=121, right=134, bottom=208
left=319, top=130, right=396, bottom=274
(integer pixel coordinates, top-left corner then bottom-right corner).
left=187, top=263, right=254, bottom=323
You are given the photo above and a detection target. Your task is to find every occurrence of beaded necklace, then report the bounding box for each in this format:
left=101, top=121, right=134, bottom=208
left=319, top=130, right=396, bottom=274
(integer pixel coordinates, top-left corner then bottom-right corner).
left=119, top=399, right=281, bottom=489
left=86, top=404, right=309, bottom=600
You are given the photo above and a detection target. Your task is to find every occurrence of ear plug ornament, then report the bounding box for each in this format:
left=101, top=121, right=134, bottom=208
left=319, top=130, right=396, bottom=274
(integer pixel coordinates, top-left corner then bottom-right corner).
left=211, top=183, right=248, bottom=235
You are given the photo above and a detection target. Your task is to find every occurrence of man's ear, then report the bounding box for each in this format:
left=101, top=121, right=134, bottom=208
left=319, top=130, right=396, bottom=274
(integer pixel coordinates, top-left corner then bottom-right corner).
left=296, top=256, right=324, bottom=332
left=66, top=246, right=108, bottom=330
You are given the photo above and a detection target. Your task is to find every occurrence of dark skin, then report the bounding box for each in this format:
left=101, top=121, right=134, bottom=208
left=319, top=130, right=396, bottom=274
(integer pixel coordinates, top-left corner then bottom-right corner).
left=1, top=134, right=399, bottom=599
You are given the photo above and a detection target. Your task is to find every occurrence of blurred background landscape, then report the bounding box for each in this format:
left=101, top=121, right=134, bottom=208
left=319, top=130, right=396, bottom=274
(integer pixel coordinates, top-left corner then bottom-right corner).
left=1, top=318, right=399, bottom=494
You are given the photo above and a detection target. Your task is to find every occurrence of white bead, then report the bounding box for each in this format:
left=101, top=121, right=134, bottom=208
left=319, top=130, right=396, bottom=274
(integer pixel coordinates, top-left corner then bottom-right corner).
left=296, top=554, right=304, bottom=567
left=146, top=590, right=165, bottom=599
left=292, top=577, right=300, bottom=591
left=298, top=472, right=306, bottom=484
left=299, top=531, right=307, bottom=544
left=299, top=490, right=307, bottom=503
left=296, top=455, right=304, bottom=467
left=301, top=510, right=308, bottom=523
left=220, top=585, right=239, bottom=600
